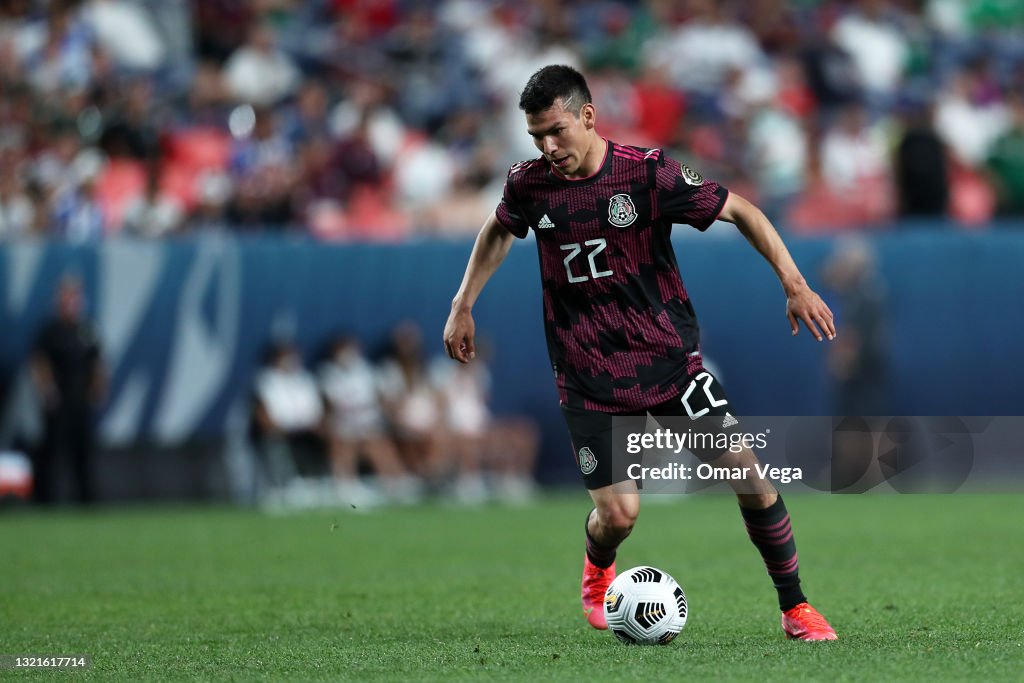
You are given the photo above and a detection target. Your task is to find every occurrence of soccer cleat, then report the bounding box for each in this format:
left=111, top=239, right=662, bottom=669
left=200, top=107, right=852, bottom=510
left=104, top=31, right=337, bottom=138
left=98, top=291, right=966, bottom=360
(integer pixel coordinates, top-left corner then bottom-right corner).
left=781, top=602, right=838, bottom=641
left=581, top=554, right=615, bottom=630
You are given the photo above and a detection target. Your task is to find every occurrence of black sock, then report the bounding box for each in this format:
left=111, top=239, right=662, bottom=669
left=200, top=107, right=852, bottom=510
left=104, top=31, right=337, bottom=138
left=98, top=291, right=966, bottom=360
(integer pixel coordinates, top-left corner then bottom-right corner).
left=584, top=508, right=617, bottom=568
left=740, top=496, right=807, bottom=611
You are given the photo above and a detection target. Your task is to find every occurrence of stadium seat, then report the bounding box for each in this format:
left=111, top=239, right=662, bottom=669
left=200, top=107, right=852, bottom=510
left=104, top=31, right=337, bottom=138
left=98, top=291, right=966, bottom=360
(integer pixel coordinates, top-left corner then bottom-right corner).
left=95, top=159, right=147, bottom=233
left=165, top=127, right=232, bottom=174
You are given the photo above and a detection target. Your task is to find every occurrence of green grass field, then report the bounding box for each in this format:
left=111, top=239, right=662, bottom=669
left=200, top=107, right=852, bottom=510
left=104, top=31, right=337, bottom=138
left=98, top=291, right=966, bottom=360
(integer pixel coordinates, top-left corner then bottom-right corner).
left=2, top=494, right=1022, bottom=681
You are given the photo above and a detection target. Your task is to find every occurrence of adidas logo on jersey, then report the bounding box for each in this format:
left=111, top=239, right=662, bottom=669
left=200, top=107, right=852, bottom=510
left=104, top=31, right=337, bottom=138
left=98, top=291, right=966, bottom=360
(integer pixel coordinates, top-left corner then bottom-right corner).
left=722, top=413, right=738, bottom=428
left=537, top=214, right=556, bottom=229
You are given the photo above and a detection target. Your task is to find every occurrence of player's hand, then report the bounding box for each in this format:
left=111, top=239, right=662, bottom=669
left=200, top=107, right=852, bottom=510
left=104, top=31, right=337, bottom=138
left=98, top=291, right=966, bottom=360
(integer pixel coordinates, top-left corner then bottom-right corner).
left=786, top=285, right=836, bottom=342
left=443, top=306, right=476, bottom=363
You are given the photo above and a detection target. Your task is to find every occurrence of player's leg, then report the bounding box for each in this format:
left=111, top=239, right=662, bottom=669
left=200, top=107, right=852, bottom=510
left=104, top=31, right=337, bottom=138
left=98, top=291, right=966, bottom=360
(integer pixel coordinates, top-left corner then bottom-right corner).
left=702, top=446, right=810, bottom=612
left=586, top=482, right=640, bottom=563
left=722, top=450, right=836, bottom=640
left=580, top=482, right=639, bottom=630
left=562, top=403, right=641, bottom=629
left=672, top=370, right=837, bottom=640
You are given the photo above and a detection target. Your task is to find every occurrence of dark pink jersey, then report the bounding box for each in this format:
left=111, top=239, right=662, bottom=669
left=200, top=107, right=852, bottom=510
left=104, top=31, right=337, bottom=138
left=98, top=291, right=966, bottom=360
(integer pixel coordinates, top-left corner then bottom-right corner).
left=495, top=140, right=729, bottom=412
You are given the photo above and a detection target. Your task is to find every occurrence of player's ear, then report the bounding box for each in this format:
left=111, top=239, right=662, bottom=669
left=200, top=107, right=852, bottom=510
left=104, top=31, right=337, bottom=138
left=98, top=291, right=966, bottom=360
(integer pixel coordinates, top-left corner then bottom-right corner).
left=581, top=103, right=596, bottom=130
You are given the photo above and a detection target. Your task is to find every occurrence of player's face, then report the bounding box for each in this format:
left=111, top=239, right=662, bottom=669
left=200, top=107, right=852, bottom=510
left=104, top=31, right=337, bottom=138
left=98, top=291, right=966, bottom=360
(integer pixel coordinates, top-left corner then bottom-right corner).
left=526, top=99, right=596, bottom=178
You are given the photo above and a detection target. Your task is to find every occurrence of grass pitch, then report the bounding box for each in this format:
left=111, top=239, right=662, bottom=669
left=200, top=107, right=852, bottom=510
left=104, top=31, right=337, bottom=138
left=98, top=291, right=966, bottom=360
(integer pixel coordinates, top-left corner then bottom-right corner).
left=2, top=493, right=1022, bottom=681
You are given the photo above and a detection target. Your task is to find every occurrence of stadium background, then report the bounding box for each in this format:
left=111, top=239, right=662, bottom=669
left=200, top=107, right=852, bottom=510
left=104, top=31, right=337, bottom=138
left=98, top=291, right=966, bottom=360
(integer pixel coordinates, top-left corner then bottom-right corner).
left=1, top=0, right=1023, bottom=500
left=2, top=3, right=1024, bottom=680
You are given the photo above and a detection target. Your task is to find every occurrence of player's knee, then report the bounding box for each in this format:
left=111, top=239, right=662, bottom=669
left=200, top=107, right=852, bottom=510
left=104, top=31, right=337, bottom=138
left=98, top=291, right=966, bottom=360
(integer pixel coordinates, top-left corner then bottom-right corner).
left=598, top=499, right=639, bottom=534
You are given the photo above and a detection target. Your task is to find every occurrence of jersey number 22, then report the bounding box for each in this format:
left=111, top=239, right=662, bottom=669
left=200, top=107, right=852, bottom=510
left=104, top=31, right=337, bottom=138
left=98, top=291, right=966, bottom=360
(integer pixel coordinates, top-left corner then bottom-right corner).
left=560, top=239, right=612, bottom=283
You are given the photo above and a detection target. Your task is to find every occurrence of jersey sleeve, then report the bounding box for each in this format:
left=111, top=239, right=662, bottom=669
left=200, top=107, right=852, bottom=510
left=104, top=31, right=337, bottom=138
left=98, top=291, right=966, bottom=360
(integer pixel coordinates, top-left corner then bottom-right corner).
left=655, top=156, right=729, bottom=231
left=494, top=166, right=530, bottom=239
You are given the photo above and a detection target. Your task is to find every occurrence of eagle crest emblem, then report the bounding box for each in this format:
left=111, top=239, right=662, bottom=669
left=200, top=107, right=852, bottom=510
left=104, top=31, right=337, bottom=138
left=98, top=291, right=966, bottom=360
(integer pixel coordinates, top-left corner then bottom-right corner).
left=608, top=193, right=637, bottom=227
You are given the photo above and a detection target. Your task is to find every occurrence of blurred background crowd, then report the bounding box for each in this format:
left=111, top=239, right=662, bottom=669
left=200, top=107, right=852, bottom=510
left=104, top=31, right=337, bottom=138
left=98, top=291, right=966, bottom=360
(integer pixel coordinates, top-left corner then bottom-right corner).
left=2, top=0, right=1024, bottom=244
left=10, top=274, right=540, bottom=508
left=248, top=321, right=538, bottom=509
left=2, top=0, right=1023, bottom=508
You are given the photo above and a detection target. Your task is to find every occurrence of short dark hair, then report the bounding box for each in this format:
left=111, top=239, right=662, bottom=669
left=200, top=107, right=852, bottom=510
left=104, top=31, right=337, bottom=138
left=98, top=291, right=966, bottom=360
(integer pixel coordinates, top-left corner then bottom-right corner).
left=518, top=65, right=592, bottom=115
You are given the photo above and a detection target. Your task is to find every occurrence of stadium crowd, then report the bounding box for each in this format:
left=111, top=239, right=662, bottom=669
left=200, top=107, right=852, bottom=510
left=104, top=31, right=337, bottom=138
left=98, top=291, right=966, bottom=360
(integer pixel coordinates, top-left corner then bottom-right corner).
left=1, top=0, right=1024, bottom=242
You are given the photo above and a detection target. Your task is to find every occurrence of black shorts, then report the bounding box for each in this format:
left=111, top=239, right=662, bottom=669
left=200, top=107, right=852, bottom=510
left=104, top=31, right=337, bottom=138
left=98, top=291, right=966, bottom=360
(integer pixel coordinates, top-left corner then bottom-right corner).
left=561, top=370, right=740, bottom=490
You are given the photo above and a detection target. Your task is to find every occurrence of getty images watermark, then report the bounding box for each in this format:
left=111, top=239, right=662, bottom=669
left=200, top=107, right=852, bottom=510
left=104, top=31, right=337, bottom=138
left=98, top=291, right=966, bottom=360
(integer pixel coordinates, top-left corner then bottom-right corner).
left=609, top=416, right=1024, bottom=494
left=625, top=427, right=803, bottom=485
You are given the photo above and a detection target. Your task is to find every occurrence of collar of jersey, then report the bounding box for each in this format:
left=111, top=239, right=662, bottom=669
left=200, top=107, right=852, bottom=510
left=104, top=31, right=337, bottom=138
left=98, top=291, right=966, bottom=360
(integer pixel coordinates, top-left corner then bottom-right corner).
left=546, top=137, right=612, bottom=185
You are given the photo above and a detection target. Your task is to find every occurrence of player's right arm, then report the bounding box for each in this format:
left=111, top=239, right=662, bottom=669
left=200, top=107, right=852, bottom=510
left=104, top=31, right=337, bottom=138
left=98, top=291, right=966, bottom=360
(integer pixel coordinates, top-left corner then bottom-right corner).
left=444, top=212, right=515, bottom=363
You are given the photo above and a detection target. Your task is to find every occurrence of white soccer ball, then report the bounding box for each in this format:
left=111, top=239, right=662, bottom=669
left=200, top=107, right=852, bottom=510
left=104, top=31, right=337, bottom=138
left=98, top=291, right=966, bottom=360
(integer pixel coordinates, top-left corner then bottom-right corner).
left=603, top=566, right=688, bottom=645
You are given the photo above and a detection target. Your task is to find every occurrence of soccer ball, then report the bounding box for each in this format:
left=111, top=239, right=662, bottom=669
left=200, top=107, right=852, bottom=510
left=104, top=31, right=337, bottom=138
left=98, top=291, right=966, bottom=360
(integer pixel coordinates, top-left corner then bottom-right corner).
left=603, top=566, right=688, bottom=645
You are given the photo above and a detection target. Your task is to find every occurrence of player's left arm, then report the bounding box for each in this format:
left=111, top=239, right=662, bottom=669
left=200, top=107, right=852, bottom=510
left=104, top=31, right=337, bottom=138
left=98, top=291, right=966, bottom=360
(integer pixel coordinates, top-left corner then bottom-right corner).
left=717, top=193, right=836, bottom=342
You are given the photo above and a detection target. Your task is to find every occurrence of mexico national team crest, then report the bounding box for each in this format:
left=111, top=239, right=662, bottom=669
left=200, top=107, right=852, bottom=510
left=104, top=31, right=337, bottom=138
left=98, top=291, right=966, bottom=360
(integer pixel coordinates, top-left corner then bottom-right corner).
left=608, top=193, right=637, bottom=227
left=578, top=447, right=598, bottom=475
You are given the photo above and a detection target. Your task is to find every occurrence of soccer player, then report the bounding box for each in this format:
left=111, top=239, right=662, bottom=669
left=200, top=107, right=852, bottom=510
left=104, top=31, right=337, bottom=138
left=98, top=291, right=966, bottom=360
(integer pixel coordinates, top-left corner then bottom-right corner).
left=443, top=65, right=838, bottom=641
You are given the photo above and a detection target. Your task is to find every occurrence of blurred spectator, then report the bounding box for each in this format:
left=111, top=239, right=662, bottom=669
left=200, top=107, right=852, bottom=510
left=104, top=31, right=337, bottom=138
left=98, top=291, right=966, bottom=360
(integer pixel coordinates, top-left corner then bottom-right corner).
left=584, top=0, right=671, bottom=75
left=192, top=0, right=254, bottom=63
left=308, top=109, right=382, bottom=206
left=746, top=98, right=809, bottom=226
left=185, top=171, right=232, bottom=232
left=821, top=104, right=890, bottom=194
left=895, top=102, right=950, bottom=217
left=746, top=0, right=803, bottom=56
left=32, top=126, right=84, bottom=199
left=99, top=77, right=161, bottom=162
left=790, top=103, right=895, bottom=229
left=250, top=341, right=326, bottom=490
left=182, top=60, right=232, bottom=126
left=282, top=78, right=332, bottom=147
left=377, top=322, right=445, bottom=482
left=799, top=35, right=861, bottom=113
left=0, top=167, right=34, bottom=238
left=81, top=0, right=165, bottom=72
left=51, top=149, right=106, bottom=241
left=647, top=0, right=764, bottom=105
left=485, top=417, right=540, bottom=503
left=16, top=0, right=96, bottom=95
left=431, top=348, right=538, bottom=505
left=830, top=0, right=910, bottom=101
left=381, top=6, right=479, bottom=134
left=226, top=106, right=297, bottom=228
left=633, top=64, right=687, bottom=148
left=24, top=179, right=51, bottom=236
left=318, top=334, right=420, bottom=505
left=985, top=94, right=1024, bottom=217
left=394, top=137, right=455, bottom=214
left=587, top=66, right=640, bottom=142
left=0, top=0, right=1023, bottom=237
left=934, top=67, right=1010, bottom=167
left=419, top=146, right=499, bottom=236
left=120, top=164, right=184, bottom=238
left=822, top=238, right=888, bottom=415
left=30, top=275, right=107, bottom=504
left=430, top=355, right=489, bottom=504
left=223, top=20, right=300, bottom=106
left=328, top=79, right=405, bottom=169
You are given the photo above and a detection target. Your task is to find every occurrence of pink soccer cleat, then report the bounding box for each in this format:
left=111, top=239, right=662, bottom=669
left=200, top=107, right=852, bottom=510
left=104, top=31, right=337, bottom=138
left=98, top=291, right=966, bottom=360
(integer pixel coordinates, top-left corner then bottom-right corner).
left=782, top=602, right=838, bottom=641
left=581, top=554, right=616, bottom=630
